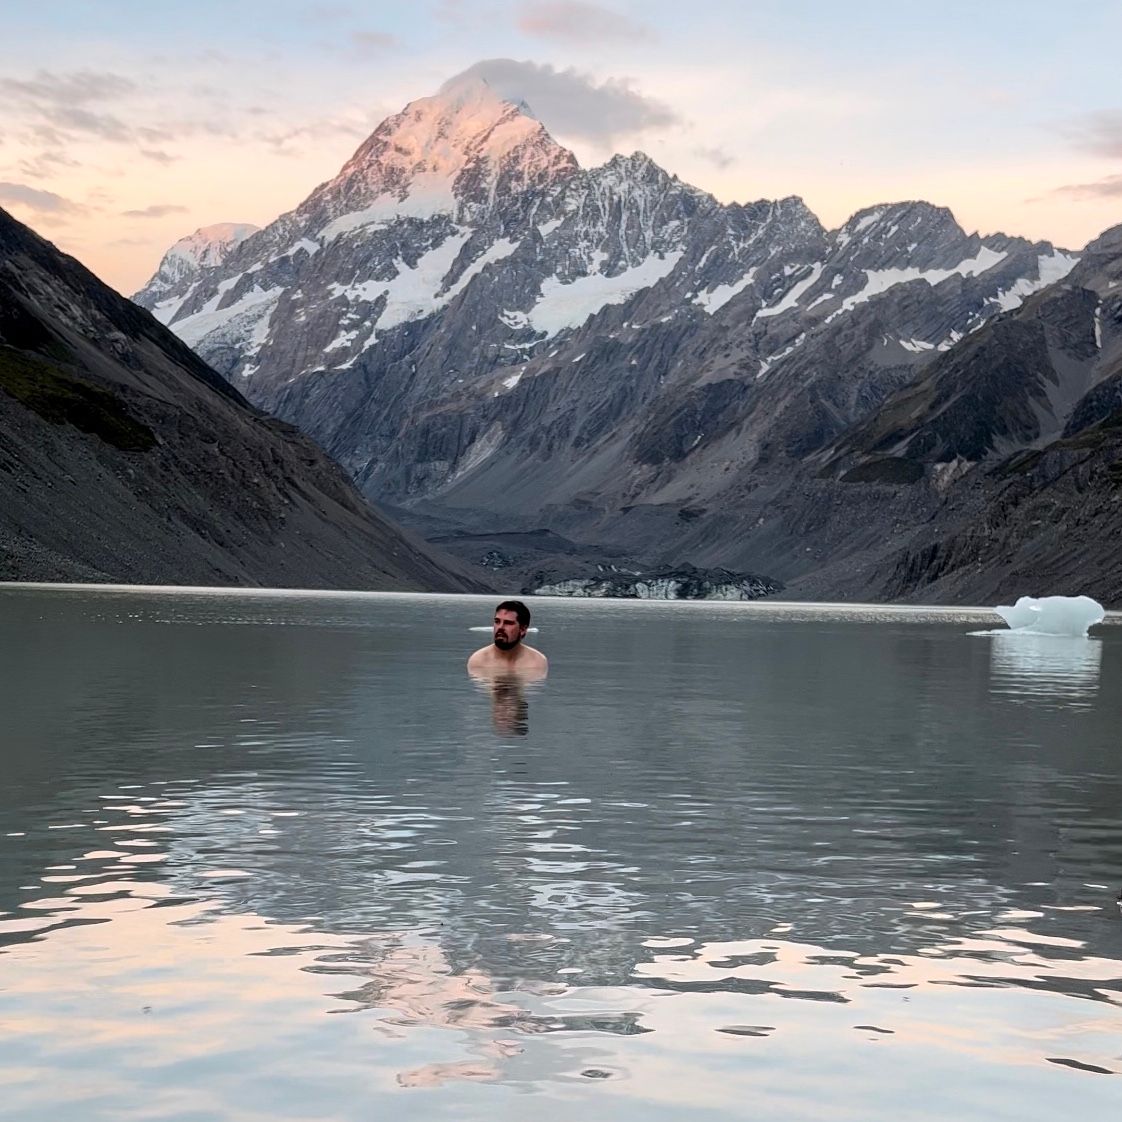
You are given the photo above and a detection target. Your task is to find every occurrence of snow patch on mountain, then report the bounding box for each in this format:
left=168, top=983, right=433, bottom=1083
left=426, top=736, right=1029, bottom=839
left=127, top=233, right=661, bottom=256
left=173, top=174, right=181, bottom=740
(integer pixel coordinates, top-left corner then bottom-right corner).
left=444, top=238, right=520, bottom=298
left=528, top=251, right=683, bottom=336
left=175, top=284, right=283, bottom=349
left=756, top=263, right=823, bottom=319
left=899, top=337, right=937, bottom=353
left=758, top=332, right=807, bottom=379
left=318, top=192, right=439, bottom=239
left=992, top=249, right=1079, bottom=311
left=834, top=209, right=884, bottom=249
left=836, top=246, right=1009, bottom=316
left=274, top=238, right=320, bottom=261
left=328, top=232, right=473, bottom=332
left=694, top=268, right=758, bottom=314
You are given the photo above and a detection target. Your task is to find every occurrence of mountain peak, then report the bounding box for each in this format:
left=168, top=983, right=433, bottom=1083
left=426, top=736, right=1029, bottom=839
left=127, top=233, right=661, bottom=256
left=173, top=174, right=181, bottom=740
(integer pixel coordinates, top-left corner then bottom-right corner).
left=170, top=223, right=260, bottom=263
left=308, top=75, right=577, bottom=229
left=134, top=221, right=259, bottom=305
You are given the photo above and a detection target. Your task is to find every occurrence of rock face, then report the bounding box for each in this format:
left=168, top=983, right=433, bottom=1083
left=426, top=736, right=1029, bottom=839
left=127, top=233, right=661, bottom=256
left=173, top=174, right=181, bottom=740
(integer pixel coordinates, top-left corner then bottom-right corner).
left=135, top=78, right=1072, bottom=513
left=806, top=224, right=1122, bottom=605
left=135, top=71, right=1122, bottom=604
left=0, top=206, right=486, bottom=592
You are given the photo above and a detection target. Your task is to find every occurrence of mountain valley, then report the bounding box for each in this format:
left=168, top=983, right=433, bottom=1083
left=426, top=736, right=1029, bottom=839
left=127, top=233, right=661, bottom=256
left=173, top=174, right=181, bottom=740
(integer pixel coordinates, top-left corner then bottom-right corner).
left=133, top=73, right=1122, bottom=604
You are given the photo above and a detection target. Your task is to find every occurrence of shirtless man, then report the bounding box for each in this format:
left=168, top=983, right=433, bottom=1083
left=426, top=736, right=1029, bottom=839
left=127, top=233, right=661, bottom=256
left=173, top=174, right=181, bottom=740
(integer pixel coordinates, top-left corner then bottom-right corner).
left=467, top=600, right=548, bottom=678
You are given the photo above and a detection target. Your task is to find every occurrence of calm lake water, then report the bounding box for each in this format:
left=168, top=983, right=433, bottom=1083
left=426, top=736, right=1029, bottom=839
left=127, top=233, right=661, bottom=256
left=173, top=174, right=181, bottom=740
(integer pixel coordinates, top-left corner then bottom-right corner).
left=1, top=585, right=1121, bottom=1121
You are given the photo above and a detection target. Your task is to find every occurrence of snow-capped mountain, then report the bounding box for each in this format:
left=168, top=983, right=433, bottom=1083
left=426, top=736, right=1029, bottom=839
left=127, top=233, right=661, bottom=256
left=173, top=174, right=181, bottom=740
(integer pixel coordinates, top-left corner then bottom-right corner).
left=136, top=222, right=260, bottom=314
left=134, top=73, right=1086, bottom=595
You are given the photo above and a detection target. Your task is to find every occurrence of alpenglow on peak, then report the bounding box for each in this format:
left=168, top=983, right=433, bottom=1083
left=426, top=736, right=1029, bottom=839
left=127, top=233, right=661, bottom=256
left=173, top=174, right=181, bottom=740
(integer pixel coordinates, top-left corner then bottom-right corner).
left=302, top=73, right=578, bottom=232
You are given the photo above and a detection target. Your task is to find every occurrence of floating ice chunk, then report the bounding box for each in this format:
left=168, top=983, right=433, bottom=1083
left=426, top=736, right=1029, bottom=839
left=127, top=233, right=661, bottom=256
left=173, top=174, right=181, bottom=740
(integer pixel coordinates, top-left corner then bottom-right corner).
left=994, top=595, right=1105, bottom=637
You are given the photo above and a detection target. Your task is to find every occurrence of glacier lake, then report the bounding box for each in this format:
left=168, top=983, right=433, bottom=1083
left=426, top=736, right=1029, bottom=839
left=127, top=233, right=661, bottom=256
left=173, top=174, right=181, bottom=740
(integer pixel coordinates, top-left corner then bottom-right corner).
left=2, top=585, right=1121, bottom=1121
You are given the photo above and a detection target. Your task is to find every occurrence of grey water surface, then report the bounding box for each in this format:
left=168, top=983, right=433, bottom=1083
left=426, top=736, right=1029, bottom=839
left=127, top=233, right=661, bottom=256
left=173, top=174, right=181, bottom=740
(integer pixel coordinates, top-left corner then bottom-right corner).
left=1, top=586, right=1121, bottom=1121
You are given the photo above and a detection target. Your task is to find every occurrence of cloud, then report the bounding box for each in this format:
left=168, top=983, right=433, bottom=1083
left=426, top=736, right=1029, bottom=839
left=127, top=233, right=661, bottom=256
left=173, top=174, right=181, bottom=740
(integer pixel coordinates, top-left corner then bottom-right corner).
left=694, top=145, right=735, bottom=169
left=445, top=59, right=678, bottom=144
left=0, top=180, right=84, bottom=214
left=41, top=105, right=133, bottom=142
left=302, top=1, right=354, bottom=19
left=121, top=204, right=189, bottom=218
left=17, top=149, right=79, bottom=179
left=350, top=30, right=398, bottom=54
left=1050, top=174, right=1122, bottom=200
left=140, top=148, right=177, bottom=164
left=3, top=69, right=139, bottom=153
left=256, top=114, right=372, bottom=155
left=516, top=1, right=655, bottom=44
left=0, top=69, right=136, bottom=106
left=1065, top=110, right=1122, bottom=160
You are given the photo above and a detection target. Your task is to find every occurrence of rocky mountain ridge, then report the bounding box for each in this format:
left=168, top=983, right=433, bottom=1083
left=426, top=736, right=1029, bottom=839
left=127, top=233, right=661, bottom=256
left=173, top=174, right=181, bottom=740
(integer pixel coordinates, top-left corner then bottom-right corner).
left=0, top=206, right=485, bottom=591
left=133, top=72, right=1122, bottom=603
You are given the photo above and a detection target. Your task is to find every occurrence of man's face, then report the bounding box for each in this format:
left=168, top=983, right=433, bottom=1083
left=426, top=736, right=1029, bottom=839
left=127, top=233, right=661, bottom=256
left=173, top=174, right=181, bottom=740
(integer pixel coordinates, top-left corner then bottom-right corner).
left=492, top=609, right=526, bottom=651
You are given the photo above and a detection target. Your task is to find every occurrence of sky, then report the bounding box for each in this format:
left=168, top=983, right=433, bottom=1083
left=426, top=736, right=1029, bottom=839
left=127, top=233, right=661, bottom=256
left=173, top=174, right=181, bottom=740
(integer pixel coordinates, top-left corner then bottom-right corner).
left=2, top=0, right=1121, bottom=295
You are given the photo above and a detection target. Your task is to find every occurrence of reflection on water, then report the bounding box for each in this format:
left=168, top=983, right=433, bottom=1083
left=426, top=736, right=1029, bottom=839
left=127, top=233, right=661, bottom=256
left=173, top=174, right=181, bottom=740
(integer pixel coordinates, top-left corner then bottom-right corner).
left=484, top=677, right=531, bottom=736
left=988, top=633, right=1103, bottom=704
left=1, top=587, right=1122, bottom=1121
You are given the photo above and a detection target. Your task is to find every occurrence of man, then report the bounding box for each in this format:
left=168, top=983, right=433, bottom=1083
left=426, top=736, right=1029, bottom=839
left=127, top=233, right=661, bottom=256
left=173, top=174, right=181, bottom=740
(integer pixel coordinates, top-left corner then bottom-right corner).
left=467, top=600, right=548, bottom=678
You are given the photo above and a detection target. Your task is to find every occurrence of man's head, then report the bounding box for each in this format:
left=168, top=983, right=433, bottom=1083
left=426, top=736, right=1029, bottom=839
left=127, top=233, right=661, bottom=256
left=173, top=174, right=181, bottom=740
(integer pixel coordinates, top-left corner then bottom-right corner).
left=492, top=600, right=530, bottom=650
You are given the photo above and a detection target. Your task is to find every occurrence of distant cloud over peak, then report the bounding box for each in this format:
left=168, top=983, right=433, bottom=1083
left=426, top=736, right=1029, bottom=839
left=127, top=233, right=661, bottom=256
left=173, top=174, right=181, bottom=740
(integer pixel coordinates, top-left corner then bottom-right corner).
left=1065, top=110, right=1122, bottom=160
left=694, top=145, right=736, bottom=170
left=121, top=204, right=189, bottom=218
left=1051, top=174, right=1122, bottom=200
left=445, top=59, right=677, bottom=144
left=0, top=180, right=84, bottom=215
left=350, top=30, right=397, bottom=54
left=516, top=1, right=655, bottom=44
left=1, top=69, right=136, bottom=106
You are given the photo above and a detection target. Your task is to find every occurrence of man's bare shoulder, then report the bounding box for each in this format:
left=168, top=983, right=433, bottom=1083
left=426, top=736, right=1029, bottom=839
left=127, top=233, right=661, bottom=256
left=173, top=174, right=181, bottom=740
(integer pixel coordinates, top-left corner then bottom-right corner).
left=467, top=645, right=548, bottom=679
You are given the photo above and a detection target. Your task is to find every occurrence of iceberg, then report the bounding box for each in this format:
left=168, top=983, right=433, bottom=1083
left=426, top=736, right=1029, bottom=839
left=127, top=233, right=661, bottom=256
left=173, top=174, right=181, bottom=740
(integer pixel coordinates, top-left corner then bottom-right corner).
left=994, top=595, right=1105, bottom=638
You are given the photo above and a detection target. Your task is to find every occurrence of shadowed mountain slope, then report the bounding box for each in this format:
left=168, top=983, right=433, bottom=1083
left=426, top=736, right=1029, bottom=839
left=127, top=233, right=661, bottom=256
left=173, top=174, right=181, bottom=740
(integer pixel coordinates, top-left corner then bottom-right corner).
left=0, top=207, right=487, bottom=591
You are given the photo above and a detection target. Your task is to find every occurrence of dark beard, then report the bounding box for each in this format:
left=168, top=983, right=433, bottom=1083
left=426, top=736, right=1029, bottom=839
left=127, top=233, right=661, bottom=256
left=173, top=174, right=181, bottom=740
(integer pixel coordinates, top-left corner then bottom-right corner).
left=493, top=634, right=522, bottom=651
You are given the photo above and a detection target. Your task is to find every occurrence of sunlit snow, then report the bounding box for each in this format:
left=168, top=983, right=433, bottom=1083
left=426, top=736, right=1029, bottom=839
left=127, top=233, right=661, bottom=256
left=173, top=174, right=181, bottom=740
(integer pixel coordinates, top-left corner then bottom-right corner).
left=831, top=247, right=1009, bottom=318
left=327, top=232, right=472, bottom=334
left=693, top=268, right=758, bottom=314
left=992, top=250, right=1079, bottom=312
left=174, top=284, right=284, bottom=349
left=443, top=238, right=519, bottom=298
left=527, top=252, right=683, bottom=336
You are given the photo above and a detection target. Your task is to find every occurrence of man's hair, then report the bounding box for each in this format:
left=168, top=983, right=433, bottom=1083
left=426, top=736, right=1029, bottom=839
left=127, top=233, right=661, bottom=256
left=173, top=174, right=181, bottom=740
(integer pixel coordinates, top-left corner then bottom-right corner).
left=496, top=600, right=531, bottom=628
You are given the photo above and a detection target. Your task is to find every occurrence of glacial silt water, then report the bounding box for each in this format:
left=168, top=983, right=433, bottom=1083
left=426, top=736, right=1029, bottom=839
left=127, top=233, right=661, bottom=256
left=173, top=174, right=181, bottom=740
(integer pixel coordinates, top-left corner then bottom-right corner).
left=1, top=586, right=1120, bottom=1120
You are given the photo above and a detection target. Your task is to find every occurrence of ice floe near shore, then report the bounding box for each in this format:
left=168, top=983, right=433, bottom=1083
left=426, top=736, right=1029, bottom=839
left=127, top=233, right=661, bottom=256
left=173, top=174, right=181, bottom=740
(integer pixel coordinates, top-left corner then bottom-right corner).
left=994, top=595, right=1105, bottom=638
